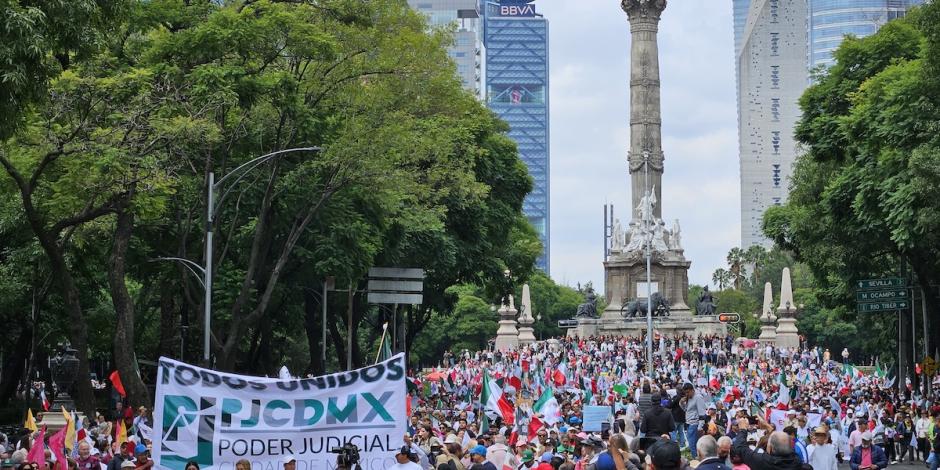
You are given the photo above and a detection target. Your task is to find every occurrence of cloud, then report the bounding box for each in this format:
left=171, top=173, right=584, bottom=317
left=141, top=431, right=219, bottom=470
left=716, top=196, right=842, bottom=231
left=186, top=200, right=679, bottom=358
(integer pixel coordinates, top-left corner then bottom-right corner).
left=533, top=0, right=739, bottom=293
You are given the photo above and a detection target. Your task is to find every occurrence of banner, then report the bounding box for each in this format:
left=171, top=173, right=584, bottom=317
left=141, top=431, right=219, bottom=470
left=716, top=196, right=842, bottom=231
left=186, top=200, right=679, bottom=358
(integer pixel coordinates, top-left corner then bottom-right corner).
left=768, top=410, right=821, bottom=431
left=153, top=355, right=407, bottom=470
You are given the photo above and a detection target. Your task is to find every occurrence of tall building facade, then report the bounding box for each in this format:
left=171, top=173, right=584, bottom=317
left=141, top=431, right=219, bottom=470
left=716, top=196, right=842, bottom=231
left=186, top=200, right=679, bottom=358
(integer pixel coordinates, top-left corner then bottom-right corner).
left=484, top=0, right=550, bottom=271
left=809, top=0, right=925, bottom=69
left=737, top=0, right=808, bottom=249
left=408, top=0, right=483, bottom=95
left=735, top=0, right=923, bottom=248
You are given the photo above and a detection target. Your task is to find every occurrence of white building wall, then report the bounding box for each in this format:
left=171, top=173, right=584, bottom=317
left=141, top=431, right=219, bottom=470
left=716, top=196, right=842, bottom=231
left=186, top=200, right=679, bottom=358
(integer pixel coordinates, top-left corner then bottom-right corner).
left=737, top=0, right=808, bottom=248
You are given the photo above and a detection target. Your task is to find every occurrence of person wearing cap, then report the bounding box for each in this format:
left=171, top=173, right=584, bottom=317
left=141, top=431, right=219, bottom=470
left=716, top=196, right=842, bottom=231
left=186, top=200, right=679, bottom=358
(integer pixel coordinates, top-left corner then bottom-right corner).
left=807, top=425, right=838, bottom=470
left=641, top=392, right=676, bottom=439
left=388, top=446, right=421, bottom=470
left=280, top=456, right=295, bottom=470
left=120, top=461, right=135, bottom=470
left=645, top=438, right=685, bottom=470
left=518, top=449, right=535, bottom=469
left=732, top=416, right=802, bottom=470
left=468, top=445, right=496, bottom=470
left=533, top=452, right=553, bottom=470
left=132, top=445, right=151, bottom=470
left=848, top=418, right=869, bottom=456
left=105, top=440, right=131, bottom=470
left=848, top=431, right=887, bottom=470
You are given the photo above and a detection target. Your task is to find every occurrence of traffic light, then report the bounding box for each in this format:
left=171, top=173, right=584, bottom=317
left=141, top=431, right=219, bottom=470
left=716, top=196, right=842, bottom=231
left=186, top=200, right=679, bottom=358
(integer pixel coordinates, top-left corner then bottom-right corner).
left=717, top=313, right=740, bottom=324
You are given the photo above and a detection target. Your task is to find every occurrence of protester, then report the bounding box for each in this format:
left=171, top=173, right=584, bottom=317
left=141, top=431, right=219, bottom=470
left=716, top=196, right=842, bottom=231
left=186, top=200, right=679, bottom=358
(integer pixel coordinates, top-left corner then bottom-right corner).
left=849, top=431, right=887, bottom=470
left=806, top=426, right=838, bottom=470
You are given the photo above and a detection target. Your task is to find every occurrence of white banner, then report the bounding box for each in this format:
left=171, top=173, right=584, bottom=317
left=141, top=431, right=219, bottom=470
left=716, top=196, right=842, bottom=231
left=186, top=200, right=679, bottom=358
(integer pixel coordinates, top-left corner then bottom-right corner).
left=768, top=409, right=822, bottom=431
left=152, top=355, right=407, bottom=470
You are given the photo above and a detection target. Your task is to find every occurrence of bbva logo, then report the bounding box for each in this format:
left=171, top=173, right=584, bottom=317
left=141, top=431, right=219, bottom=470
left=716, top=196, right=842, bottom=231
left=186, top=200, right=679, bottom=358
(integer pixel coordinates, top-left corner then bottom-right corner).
left=160, top=396, right=216, bottom=470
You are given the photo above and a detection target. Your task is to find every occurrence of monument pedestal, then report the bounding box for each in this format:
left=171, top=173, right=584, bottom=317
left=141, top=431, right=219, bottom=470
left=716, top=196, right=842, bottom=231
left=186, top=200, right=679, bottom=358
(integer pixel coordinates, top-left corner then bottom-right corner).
left=494, top=301, right=519, bottom=352
left=775, top=317, right=799, bottom=349
left=603, top=253, right=691, bottom=317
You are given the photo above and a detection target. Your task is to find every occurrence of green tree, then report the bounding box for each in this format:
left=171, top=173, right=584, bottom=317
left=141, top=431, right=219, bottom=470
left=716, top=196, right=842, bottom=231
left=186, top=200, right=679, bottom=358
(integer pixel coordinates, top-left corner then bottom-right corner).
left=764, top=3, right=940, bottom=359
left=726, top=247, right=747, bottom=290
left=711, top=268, right=732, bottom=291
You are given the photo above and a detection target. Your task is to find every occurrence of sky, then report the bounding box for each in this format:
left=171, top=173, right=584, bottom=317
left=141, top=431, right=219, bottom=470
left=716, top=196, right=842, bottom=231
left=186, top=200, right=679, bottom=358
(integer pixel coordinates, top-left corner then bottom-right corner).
left=537, top=1, right=740, bottom=290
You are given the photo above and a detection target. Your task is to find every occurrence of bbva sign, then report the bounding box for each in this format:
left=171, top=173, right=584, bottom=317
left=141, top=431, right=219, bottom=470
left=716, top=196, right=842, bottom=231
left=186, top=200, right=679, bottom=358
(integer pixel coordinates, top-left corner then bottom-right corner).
left=499, top=0, right=536, bottom=17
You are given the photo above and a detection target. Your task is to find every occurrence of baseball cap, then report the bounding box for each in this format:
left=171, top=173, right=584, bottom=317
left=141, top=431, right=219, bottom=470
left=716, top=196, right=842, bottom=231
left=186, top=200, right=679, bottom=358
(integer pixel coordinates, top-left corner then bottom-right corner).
left=135, top=444, right=148, bottom=455
left=540, top=452, right=554, bottom=463
left=646, top=439, right=681, bottom=469
left=1, top=460, right=15, bottom=469
left=521, top=450, right=535, bottom=463
left=120, top=462, right=135, bottom=469
left=428, top=437, right=442, bottom=448
left=861, top=431, right=873, bottom=441
left=281, top=456, right=296, bottom=465
left=398, top=446, right=414, bottom=456
left=814, top=426, right=829, bottom=435
left=469, top=445, right=487, bottom=457
left=444, top=434, right=459, bottom=445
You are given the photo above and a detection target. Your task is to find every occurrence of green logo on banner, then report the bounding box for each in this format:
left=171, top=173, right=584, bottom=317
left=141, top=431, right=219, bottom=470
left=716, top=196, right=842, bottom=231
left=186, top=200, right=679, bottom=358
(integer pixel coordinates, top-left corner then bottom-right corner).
left=160, top=395, right=216, bottom=470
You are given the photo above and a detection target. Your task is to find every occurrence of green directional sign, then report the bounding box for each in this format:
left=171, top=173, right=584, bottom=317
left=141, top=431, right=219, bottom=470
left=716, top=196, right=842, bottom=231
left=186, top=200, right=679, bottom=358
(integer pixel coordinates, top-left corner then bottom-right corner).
left=857, top=278, right=905, bottom=290
left=858, top=300, right=909, bottom=313
left=856, top=289, right=909, bottom=302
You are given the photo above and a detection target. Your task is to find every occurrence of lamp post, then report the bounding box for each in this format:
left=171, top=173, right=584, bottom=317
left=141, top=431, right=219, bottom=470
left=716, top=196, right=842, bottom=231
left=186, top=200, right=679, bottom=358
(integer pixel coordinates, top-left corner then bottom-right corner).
left=537, top=313, right=543, bottom=341
left=642, top=150, right=654, bottom=365
left=154, top=147, right=322, bottom=365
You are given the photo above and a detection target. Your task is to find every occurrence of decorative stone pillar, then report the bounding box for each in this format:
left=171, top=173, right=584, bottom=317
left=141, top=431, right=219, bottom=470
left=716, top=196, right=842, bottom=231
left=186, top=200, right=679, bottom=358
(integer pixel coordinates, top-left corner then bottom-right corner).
left=758, top=282, right=778, bottom=343
left=494, top=295, right=520, bottom=352
left=775, top=267, right=800, bottom=349
left=517, top=284, right=537, bottom=346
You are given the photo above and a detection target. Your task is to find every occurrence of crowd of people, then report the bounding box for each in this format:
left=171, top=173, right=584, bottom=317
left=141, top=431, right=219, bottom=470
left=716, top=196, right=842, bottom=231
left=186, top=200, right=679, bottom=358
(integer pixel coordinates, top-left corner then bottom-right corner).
left=399, top=334, right=940, bottom=470
left=3, top=334, right=940, bottom=470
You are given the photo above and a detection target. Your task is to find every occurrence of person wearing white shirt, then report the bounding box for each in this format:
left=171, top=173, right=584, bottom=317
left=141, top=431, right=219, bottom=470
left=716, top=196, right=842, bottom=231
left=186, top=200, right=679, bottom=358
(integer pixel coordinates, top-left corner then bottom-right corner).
left=807, top=426, right=839, bottom=470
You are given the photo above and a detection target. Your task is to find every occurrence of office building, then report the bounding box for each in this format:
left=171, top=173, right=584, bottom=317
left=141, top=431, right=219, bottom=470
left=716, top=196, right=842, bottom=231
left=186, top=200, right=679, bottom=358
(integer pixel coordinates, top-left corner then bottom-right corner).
left=408, top=0, right=483, bottom=95
left=483, top=0, right=550, bottom=271
left=734, top=0, right=923, bottom=248
left=809, top=0, right=925, bottom=69
left=736, top=0, right=808, bottom=249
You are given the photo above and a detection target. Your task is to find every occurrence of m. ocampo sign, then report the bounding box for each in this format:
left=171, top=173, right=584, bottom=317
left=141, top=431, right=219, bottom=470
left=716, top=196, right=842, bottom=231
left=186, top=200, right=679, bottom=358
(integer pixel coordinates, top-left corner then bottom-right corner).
left=153, top=355, right=407, bottom=470
left=498, top=0, right=536, bottom=17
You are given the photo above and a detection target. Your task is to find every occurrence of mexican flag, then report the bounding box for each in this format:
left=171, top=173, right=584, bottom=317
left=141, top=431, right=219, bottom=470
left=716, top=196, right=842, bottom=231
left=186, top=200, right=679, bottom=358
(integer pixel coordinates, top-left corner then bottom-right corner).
left=483, top=372, right=514, bottom=424
left=533, top=389, right=561, bottom=425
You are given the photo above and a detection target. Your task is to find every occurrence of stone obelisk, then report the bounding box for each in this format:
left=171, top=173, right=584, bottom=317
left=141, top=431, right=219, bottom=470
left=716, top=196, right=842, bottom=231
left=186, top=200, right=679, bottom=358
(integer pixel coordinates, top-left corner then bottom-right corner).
left=622, top=0, right=667, bottom=220
left=517, top=284, right=536, bottom=346
left=775, top=268, right=800, bottom=349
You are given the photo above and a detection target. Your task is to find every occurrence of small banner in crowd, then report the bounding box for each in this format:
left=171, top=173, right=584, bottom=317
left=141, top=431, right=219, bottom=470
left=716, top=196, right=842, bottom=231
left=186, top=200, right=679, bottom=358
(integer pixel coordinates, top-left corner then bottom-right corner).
left=768, top=409, right=822, bottom=431
left=582, top=406, right=612, bottom=432
left=153, top=354, right=407, bottom=470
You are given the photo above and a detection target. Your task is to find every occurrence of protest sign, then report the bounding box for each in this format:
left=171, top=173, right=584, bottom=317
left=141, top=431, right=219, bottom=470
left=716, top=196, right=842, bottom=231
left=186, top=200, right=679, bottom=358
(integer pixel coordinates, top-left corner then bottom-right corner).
left=582, top=406, right=611, bottom=432
left=152, top=354, right=407, bottom=470
left=768, top=409, right=822, bottom=431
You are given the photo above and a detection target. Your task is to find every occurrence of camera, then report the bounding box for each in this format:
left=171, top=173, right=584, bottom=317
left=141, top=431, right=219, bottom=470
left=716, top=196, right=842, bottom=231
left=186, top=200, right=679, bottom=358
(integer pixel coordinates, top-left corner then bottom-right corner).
left=330, top=443, right=361, bottom=469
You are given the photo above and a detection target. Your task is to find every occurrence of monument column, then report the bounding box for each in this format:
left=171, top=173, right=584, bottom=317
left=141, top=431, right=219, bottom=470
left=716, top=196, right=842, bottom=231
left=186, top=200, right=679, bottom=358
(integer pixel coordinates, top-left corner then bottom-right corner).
left=621, top=0, right=667, bottom=220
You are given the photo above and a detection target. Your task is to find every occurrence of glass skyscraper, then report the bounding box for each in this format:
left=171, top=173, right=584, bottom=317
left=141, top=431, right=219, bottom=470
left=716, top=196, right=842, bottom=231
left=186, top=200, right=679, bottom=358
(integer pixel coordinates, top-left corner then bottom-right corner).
left=408, top=0, right=483, bottom=96
left=809, top=0, right=925, bottom=68
left=483, top=0, right=550, bottom=271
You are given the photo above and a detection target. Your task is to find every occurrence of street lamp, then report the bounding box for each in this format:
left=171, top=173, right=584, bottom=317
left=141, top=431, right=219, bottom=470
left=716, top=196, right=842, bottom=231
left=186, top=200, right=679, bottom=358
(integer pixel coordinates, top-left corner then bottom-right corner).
left=642, top=149, right=654, bottom=365
left=536, top=313, right=542, bottom=341
left=154, top=147, right=322, bottom=365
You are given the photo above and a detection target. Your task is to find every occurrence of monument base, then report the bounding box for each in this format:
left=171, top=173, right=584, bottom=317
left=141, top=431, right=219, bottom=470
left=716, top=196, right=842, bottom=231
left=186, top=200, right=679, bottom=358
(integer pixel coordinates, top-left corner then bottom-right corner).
left=775, top=318, right=799, bottom=349
left=568, top=310, right=727, bottom=338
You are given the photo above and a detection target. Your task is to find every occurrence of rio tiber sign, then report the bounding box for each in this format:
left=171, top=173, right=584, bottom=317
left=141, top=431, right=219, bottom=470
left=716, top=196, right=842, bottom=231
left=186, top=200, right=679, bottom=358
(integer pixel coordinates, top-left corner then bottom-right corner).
left=498, top=0, right=536, bottom=17
left=153, top=355, right=407, bottom=470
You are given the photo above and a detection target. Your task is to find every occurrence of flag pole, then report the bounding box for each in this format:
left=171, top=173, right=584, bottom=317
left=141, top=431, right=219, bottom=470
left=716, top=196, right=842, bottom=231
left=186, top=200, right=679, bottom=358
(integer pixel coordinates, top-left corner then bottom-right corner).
left=375, top=322, right=389, bottom=364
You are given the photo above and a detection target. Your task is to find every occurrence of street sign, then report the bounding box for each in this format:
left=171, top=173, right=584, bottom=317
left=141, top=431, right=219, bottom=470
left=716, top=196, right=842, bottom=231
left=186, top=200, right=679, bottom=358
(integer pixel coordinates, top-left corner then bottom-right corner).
left=857, top=300, right=909, bottom=313
left=367, top=267, right=424, bottom=305
left=856, top=289, right=909, bottom=302
left=856, top=278, right=904, bottom=290
left=717, top=313, right=740, bottom=324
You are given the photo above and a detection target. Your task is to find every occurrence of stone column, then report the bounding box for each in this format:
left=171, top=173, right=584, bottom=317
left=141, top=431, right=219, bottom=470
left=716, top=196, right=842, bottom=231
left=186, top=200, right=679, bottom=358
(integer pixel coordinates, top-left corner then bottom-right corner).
left=758, top=282, right=778, bottom=342
left=494, top=295, right=520, bottom=352
left=775, top=268, right=800, bottom=349
left=621, top=0, right=667, bottom=220
left=517, top=284, right=537, bottom=346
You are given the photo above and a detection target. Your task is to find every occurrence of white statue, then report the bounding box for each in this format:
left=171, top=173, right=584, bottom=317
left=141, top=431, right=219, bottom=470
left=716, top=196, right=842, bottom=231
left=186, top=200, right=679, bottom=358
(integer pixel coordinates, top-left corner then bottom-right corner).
left=670, top=219, right=682, bottom=250
left=611, top=218, right=624, bottom=250
left=651, top=220, right=669, bottom=252
left=624, top=222, right=645, bottom=252
left=636, top=185, right=657, bottom=222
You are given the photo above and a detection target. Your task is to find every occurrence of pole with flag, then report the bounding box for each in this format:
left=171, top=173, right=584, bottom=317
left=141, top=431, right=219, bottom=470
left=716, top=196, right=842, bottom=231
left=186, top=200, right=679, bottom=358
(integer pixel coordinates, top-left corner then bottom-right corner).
left=374, top=322, right=392, bottom=364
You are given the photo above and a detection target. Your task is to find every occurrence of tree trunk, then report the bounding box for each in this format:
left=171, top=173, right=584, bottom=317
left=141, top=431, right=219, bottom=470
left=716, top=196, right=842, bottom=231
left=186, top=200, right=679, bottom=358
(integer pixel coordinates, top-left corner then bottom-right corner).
left=0, top=325, right=31, bottom=405
left=328, top=316, right=346, bottom=372
left=303, top=289, right=324, bottom=375
left=107, top=196, right=151, bottom=407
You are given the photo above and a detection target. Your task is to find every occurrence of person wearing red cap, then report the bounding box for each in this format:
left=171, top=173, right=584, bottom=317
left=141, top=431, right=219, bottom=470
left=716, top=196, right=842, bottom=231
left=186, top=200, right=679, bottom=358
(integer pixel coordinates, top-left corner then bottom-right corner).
left=105, top=443, right=131, bottom=470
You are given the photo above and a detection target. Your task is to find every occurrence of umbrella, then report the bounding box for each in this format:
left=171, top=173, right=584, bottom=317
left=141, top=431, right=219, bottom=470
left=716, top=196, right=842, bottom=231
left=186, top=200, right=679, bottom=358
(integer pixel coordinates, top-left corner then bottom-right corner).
left=426, top=371, right=447, bottom=381
left=741, top=339, right=757, bottom=348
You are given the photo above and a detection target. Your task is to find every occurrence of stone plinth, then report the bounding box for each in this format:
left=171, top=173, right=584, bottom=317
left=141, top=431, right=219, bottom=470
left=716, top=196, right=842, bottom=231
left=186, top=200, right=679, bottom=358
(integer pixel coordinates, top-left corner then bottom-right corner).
left=603, top=251, right=691, bottom=318
left=569, top=311, right=726, bottom=338
left=517, top=284, right=536, bottom=346
left=494, top=298, right=519, bottom=352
